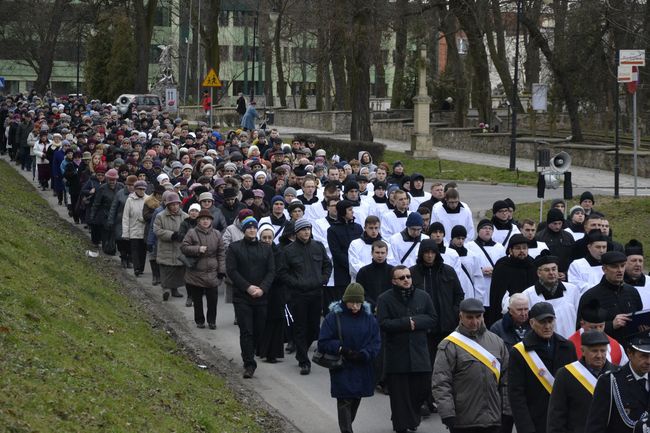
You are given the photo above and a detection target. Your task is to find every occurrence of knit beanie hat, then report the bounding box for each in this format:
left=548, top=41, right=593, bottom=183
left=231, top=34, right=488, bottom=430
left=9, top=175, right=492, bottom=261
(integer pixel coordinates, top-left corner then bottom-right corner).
left=547, top=208, right=565, bottom=224
left=405, top=212, right=423, bottom=228
left=580, top=191, right=595, bottom=204
left=477, top=219, right=493, bottom=230
left=294, top=218, right=312, bottom=233
left=428, top=222, right=445, bottom=234
left=240, top=216, right=258, bottom=230
left=451, top=225, right=468, bottom=238
left=492, top=200, right=509, bottom=214
left=569, top=205, right=585, bottom=218
left=342, top=282, right=365, bottom=304
left=625, top=239, right=644, bottom=257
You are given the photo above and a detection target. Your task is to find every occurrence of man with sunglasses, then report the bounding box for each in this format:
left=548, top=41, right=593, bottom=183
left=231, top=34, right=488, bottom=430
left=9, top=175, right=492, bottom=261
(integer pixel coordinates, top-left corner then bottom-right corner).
left=377, top=265, right=437, bottom=433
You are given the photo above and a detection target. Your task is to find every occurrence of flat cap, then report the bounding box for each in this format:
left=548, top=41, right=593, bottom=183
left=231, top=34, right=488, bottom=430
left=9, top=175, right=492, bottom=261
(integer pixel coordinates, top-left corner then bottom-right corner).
left=529, top=302, right=555, bottom=321
left=581, top=330, right=609, bottom=346
left=601, top=251, right=628, bottom=265
left=459, top=298, right=485, bottom=313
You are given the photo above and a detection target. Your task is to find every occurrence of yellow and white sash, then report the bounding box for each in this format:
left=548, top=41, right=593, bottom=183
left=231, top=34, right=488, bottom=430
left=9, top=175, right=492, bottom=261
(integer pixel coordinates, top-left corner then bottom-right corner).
left=445, top=331, right=501, bottom=381
left=565, top=360, right=597, bottom=395
left=513, top=342, right=555, bottom=393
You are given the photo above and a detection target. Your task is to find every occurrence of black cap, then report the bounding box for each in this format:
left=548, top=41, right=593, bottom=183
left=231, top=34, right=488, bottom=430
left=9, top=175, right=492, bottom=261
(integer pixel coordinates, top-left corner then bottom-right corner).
left=344, top=181, right=360, bottom=192
left=492, top=200, right=509, bottom=214
left=581, top=330, right=609, bottom=346
left=627, top=330, right=650, bottom=354
left=529, top=302, right=556, bottom=321
left=586, top=229, right=608, bottom=244
left=601, top=251, right=628, bottom=265
left=625, top=239, right=644, bottom=257
left=460, top=298, right=485, bottom=313
left=477, top=219, right=493, bottom=230
left=451, top=225, right=467, bottom=238
left=428, top=222, right=445, bottom=234
left=419, top=239, right=439, bottom=254
left=580, top=191, right=595, bottom=203
left=581, top=299, right=608, bottom=323
left=533, top=251, right=560, bottom=268
left=547, top=208, right=565, bottom=224
left=507, top=234, right=528, bottom=250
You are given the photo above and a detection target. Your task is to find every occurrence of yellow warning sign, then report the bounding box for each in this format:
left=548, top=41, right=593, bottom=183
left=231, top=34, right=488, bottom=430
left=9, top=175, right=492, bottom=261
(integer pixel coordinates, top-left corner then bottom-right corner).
left=202, top=68, right=222, bottom=87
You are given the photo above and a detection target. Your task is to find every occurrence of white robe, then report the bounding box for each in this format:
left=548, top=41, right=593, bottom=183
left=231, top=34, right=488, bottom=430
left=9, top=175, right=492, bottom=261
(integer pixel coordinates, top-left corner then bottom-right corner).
left=312, top=217, right=335, bottom=287
left=381, top=209, right=411, bottom=239
left=431, top=201, right=475, bottom=244
left=465, top=240, right=506, bottom=306
left=527, top=240, right=549, bottom=259
left=388, top=232, right=429, bottom=268
left=568, top=257, right=603, bottom=294
left=258, top=215, right=286, bottom=245
left=348, top=237, right=394, bottom=281
left=517, top=282, right=582, bottom=338
left=455, top=250, right=484, bottom=300
left=409, top=192, right=432, bottom=212
left=630, top=275, right=650, bottom=310
left=492, top=223, right=521, bottom=247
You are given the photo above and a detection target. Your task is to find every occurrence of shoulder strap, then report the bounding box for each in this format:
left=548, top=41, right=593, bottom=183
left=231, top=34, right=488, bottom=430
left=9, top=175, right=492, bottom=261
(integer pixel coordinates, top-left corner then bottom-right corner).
left=502, top=226, right=514, bottom=246
left=476, top=243, right=496, bottom=268
left=445, top=331, right=501, bottom=381
left=565, top=360, right=598, bottom=395
left=400, top=238, right=421, bottom=264
left=335, top=313, right=343, bottom=343
left=460, top=263, right=476, bottom=295
left=513, top=342, right=555, bottom=393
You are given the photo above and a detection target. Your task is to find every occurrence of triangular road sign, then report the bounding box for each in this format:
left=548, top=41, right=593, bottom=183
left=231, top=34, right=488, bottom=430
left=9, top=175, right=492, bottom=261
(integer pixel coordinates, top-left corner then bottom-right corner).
left=202, top=68, right=222, bottom=87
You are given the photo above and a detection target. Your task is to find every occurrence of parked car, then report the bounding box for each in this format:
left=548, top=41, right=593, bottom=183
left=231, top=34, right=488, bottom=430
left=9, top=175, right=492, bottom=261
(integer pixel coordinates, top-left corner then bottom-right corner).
left=115, top=94, right=162, bottom=114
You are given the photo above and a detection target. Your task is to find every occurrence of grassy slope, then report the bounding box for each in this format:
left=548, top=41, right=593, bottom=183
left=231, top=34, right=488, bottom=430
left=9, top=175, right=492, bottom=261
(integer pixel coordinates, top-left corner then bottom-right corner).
left=506, top=196, right=650, bottom=263
left=384, top=150, right=538, bottom=186
left=0, top=161, right=265, bottom=433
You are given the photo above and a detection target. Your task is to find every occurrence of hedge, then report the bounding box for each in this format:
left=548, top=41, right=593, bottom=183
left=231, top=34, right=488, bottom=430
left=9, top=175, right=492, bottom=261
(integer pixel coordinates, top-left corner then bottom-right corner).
left=292, top=134, right=386, bottom=163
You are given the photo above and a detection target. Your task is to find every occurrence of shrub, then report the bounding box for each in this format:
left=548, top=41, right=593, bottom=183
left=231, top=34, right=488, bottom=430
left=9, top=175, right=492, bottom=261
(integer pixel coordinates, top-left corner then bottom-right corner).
left=292, top=134, right=386, bottom=163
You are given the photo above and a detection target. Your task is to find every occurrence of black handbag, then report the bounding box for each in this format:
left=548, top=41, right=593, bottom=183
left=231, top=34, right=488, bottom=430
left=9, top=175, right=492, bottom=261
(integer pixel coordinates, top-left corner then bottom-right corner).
left=312, top=313, right=344, bottom=371
left=178, top=253, right=198, bottom=269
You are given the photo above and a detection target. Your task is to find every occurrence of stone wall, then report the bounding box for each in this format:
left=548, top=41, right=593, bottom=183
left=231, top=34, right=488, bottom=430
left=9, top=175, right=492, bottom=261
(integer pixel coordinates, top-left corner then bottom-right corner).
left=273, top=110, right=352, bottom=134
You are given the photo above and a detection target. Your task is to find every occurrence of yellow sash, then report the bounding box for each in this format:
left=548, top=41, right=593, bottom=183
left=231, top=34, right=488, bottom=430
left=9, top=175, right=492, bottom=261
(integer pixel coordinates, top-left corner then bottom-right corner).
left=445, top=331, right=501, bottom=381
left=514, top=342, right=555, bottom=393
left=565, top=361, right=597, bottom=395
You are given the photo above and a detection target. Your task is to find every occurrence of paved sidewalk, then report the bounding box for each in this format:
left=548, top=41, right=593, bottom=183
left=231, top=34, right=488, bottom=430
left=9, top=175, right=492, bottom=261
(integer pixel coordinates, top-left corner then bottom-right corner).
left=275, top=125, right=650, bottom=196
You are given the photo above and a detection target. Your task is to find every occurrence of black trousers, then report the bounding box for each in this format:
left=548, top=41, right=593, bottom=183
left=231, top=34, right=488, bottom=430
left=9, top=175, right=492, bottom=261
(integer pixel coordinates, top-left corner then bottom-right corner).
left=385, top=372, right=431, bottom=432
left=452, top=427, right=500, bottom=433
left=187, top=283, right=218, bottom=325
left=90, top=224, right=102, bottom=246
left=337, top=398, right=361, bottom=433
left=500, top=415, right=513, bottom=433
left=234, top=302, right=268, bottom=369
left=322, top=285, right=344, bottom=317
left=130, top=239, right=146, bottom=273
left=291, top=295, right=321, bottom=365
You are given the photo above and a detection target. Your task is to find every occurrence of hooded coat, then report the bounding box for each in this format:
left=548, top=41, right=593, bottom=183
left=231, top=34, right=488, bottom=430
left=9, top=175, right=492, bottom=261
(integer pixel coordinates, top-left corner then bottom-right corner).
left=317, top=301, right=381, bottom=398
left=327, top=201, right=363, bottom=287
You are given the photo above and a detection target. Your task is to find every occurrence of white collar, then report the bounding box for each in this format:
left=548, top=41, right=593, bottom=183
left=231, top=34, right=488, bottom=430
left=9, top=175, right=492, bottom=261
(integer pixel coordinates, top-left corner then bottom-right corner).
left=630, top=365, right=648, bottom=381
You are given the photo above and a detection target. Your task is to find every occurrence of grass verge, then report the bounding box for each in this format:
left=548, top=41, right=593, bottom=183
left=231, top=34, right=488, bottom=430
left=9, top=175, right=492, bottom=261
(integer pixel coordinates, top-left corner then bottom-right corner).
left=384, top=150, right=538, bottom=186
left=507, top=195, right=650, bottom=263
left=0, top=160, right=271, bottom=432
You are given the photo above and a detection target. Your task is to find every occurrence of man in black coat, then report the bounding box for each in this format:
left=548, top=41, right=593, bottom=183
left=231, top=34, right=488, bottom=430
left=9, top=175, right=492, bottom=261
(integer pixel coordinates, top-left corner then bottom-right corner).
left=377, top=265, right=437, bottom=433
left=356, top=240, right=394, bottom=312
left=327, top=199, right=363, bottom=294
left=490, top=292, right=531, bottom=350
left=487, top=234, right=537, bottom=326
left=536, top=208, right=575, bottom=275
left=279, top=218, right=332, bottom=375
left=578, top=251, right=643, bottom=344
left=509, top=302, right=577, bottom=433
left=547, top=330, right=613, bottom=433
left=226, top=217, right=275, bottom=379
left=584, top=331, right=650, bottom=433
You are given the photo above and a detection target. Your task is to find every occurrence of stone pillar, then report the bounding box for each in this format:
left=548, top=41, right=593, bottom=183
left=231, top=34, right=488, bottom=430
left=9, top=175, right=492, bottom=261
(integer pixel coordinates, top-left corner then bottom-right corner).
left=410, top=45, right=438, bottom=159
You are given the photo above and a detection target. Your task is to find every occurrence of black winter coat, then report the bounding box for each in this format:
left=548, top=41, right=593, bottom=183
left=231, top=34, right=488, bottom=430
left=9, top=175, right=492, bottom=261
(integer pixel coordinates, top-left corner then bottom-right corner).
left=489, top=312, right=530, bottom=350
left=377, top=286, right=438, bottom=374
left=487, top=255, right=537, bottom=326
left=226, top=237, right=275, bottom=305
left=577, top=276, right=642, bottom=344
left=279, top=238, right=332, bottom=299
left=536, top=227, right=575, bottom=272
left=508, top=331, right=577, bottom=433
left=219, top=200, right=246, bottom=226
left=90, top=182, right=124, bottom=226
left=356, top=260, right=394, bottom=312
left=327, top=219, right=363, bottom=287
left=410, top=254, right=463, bottom=337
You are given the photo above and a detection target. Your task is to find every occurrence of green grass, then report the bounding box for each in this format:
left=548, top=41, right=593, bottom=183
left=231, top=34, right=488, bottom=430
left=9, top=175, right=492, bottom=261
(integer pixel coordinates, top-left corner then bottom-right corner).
left=0, top=161, right=270, bottom=432
left=384, top=150, right=538, bottom=186
left=510, top=196, right=650, bottom=263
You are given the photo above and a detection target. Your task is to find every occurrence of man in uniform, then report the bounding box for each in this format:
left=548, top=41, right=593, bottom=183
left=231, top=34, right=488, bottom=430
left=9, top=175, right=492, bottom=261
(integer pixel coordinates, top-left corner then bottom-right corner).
left=509, top=302, right=577, bottom=433
left=433, top=298, right=509, bottom=433
left=584, top=331, right=650, bottom=432
left=547, top=331, right=613, bottom=433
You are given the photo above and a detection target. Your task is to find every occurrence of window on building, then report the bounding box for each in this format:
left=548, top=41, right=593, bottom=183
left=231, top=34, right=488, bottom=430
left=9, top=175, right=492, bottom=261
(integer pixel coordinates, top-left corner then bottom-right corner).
left=233, top=46, right=245, bottom=61
left=233, top=11, right=246, bottom=27
left=150, top=45, right=162, bottom=64
left=380, top=49, right=389, bottom=65
left=232, top=80, right=245, bottom=95
left=220, top=45, right=230, bottom=61
left=219, top=11, right=229, bottom=27
left=154, top=5, right=171, bottom=27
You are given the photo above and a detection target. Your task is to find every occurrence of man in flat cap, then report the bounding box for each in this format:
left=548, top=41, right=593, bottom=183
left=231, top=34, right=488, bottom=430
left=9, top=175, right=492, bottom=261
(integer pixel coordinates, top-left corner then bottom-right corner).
left=585, top=330, right=650, bottom=432
left=509, top=302, right=577, bottom=433
left=547, top=330, right=613, bottom=433
left=516, top=253, right=582, bottom=338
left=624, top=239, right=650, bottom=309
left=578, top=251, right=642, bottom=344
left=433, top=298, right=509, bottom=432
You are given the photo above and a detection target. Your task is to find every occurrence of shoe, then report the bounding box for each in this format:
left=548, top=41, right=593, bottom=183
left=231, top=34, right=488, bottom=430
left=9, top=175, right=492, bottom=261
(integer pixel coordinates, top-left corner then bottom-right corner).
left=197, top=323, right=205, bottom=329
left=121, top=259, right=128, bottom=269
left=126, top=261, right=133, bottom=269
left=299, top=364, right=311, bottom=375
left=285, top=342, right=295, bottom=354
left=265, top=358, right=277, bottom=364
left=185, top=297, right=193, bottom=307
left=208, top=323, right=216, bottom=330
left=134, top=270, right=142, bottom=277
left=171, top=288, right=183, bottom=298
left=163, top=291, right=170, bottom=301
left=152, top=279, right=160, bottom=286
left=243, top=367, right=255, bottom=379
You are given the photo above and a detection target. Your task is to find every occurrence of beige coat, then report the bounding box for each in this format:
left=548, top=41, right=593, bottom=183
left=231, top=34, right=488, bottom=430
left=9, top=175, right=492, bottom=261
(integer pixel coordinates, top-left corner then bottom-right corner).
left=153, top=208, right=188, bottom=266
left=180, top=226, right=226, bottom=288
left=122, top=192, right=148, bottom=239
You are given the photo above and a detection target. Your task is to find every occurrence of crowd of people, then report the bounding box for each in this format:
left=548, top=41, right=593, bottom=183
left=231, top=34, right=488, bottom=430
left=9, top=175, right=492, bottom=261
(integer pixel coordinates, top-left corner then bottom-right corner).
left=3, top=91, right=650, bottom=433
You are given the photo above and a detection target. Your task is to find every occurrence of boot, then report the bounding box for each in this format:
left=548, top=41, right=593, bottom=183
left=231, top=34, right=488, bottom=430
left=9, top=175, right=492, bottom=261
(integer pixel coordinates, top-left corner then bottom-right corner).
left=150, top=260, right=160, bottom=285
left=121, top=258, right=128, bottom=269
left=171, top=288, right=183, bottom=298
left=126, top=260, right=133, bottom=269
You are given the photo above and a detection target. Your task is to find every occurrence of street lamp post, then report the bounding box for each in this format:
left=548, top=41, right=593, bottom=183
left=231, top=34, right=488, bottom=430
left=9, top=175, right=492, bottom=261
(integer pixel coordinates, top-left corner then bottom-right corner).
left=250, top=8, right=259, bottom=102
left=509, top=0, right=522, bottom=171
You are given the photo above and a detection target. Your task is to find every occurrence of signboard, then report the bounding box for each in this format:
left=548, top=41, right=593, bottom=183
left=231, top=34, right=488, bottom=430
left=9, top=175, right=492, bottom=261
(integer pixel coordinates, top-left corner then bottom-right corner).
left=532, top=83, right=548, bottom=111
left=618, top=65, right=634, bottom=83
left=202, top=68, right=222, bottom=87
left=0, top=77, right=5, bottom=88
left=620, top=50, right=646, bottom=66
left=165, top=87, right=178, bottom=112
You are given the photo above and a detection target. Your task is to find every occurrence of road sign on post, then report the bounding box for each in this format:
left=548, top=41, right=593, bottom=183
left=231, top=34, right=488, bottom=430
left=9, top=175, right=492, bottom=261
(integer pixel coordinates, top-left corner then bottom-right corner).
left=619, top=50, right=646, bottom=66
left=619, top=50, right=645, bottom=196
left=202, top=68, right=221, bottom=127
left=618, top=65, right=634, bottom=82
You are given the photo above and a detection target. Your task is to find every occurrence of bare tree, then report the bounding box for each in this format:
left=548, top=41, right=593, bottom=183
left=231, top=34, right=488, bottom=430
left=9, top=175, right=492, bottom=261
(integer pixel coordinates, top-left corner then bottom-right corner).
left=133, top=0, right=159, bottom=92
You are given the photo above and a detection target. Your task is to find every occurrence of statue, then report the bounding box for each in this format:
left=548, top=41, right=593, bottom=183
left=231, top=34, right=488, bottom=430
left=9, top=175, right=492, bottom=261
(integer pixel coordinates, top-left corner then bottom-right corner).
left=150, top=44, right=177, bottom=110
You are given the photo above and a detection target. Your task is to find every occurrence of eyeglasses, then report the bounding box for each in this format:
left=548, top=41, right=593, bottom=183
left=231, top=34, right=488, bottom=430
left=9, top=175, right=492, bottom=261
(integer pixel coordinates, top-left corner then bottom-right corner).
left=395, top=275, right=412, bottom=281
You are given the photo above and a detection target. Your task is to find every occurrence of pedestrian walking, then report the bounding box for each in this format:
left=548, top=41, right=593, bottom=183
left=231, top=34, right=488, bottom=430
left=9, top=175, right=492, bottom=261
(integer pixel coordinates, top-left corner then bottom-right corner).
left=153, top=191, right=188, bottom=301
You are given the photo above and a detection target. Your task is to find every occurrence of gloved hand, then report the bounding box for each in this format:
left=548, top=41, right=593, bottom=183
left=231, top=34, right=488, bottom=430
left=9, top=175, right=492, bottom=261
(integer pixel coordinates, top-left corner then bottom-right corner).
left=171, top=232, right=180, bottom=242
left=217, top=273, right=226, bottom=280
left=442, top=417, right=455, bottom=430
left=147, top=244, right=154, bottom=253
left=341, top=348, right=364, bottom=362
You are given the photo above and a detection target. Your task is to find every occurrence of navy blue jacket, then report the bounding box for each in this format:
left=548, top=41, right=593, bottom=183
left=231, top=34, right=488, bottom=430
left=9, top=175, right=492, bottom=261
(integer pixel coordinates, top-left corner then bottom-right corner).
left=327, top=218, right=363, bottom=287
left=318, top=301, right=381, bottom=399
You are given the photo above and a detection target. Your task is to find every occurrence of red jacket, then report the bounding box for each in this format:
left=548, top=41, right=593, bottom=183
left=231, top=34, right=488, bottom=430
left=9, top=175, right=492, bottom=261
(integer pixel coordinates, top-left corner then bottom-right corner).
left=568, top=328, right=628, bottom=365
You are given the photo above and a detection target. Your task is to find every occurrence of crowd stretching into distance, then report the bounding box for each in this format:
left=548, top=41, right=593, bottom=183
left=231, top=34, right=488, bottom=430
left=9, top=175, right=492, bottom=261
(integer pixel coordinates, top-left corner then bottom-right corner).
left=3, top=92, right=650, bottom=433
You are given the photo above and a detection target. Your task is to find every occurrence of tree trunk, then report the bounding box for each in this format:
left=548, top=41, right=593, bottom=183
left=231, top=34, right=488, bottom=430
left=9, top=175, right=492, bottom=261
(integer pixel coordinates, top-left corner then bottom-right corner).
left=33, top=0, right=71, bottom=93
left=299, top=35, right=308, bottom=109
left=521, top=13, right=583, bottom=141
left=201, top=0, right=221, bottom=74
left=523, top=0, right=542, bottom=92
left=390, top=0, right=409, bottom=108
left=347, top=2, right=373, bottom=141
left=133, top=0, right=158, bottom=93
left=330, top=0, right=349, bottom=110
left=261, top=13, right=274, bottom=107
left=441, top=11, right=467, bottom=127
left=274, top=13, right=287, bottom=107
left=315, top=26, right=328, bottom=110
left=449, top=0, right=492, bottom=124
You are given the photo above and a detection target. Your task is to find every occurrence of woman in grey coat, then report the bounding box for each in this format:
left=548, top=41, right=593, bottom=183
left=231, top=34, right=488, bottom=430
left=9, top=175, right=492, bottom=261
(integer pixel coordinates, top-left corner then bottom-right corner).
left=181, top=209, right=226, bottom=329
left=153, top=191, right=188, bottom=301
left=108, top=175, right=136, bottom=268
